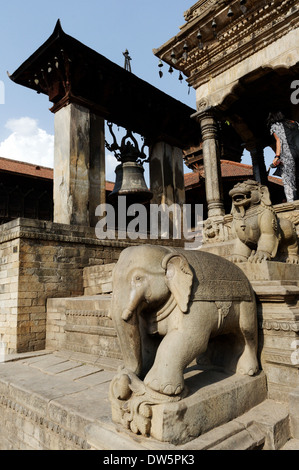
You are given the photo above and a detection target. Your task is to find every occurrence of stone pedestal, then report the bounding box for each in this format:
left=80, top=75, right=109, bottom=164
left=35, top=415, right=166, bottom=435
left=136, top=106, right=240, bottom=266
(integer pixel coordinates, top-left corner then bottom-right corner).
left=150, top=368, right=267, bottom=445
left=54, top=103, right=106, bottom=227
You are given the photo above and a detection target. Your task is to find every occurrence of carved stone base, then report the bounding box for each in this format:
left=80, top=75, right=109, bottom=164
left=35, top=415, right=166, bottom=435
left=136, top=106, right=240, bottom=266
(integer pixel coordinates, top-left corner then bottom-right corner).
left=236, top=261, right=299, bottom=403
left=109, top=365, right=267, bottom=445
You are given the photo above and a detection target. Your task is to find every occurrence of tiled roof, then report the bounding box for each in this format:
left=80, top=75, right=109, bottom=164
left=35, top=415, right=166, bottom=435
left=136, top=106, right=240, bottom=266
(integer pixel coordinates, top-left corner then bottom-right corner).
left=0, top=156, right=53, bottom=180
left=0, top=156, right=115, bottom=191
left=0, top=156, right=282, bottom=190
left=184, top=159, right=283, bottom=188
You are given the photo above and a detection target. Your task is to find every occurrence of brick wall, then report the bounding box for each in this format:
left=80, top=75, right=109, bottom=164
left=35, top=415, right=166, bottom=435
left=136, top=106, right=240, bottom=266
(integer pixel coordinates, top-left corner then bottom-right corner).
left=0, top=235, right=20, bottom=352
left=0, top=219, right=127, bottom=353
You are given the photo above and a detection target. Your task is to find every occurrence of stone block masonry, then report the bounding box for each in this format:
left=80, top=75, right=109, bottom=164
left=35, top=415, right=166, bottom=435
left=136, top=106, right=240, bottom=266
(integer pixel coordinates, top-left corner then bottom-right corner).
left=0, top=218, right=129, bottom=354
left=0, top=235, right=19, bottom=353
left=0, top=218, right=179, bottom=355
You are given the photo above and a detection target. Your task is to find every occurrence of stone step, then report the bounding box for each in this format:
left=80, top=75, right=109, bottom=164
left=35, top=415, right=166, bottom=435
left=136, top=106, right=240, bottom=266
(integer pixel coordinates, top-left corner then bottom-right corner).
left=47, top=295, right=111, bottom=317
left=83, top=263, right=115, bottom=296
left=180, top=399, right=290, bottom=451
left=46, top=295, right=122, bottom=359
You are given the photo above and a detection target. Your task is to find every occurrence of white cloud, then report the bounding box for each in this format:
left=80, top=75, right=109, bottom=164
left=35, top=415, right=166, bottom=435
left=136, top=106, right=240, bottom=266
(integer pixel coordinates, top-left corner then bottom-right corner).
left=0, top=118, right=151, bottom=184
left=105, top=153, right=119, bottom=182
left=0, top=117, right=54, bottom=168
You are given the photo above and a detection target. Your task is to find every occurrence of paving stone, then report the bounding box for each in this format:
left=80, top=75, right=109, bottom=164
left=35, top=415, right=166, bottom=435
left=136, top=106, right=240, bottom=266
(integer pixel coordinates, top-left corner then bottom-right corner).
left=74, top=370, right=115, bottom=386
left=56, top=364, right=103, bottom=381
left=42, top=360, right=83, bottom=375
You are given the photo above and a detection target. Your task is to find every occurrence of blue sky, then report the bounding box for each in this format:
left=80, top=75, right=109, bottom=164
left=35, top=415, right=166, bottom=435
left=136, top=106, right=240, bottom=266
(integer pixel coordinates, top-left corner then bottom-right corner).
left=0, top=0, right=273, bottom=177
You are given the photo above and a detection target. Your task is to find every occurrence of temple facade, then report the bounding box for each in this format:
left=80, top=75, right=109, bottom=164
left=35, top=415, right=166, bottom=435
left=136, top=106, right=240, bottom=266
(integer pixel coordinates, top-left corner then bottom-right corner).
left=154, top=0, right=299, bottom=219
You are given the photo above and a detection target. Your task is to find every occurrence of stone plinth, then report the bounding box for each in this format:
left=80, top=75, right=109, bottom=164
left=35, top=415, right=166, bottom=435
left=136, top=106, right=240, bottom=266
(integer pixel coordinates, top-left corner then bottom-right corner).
left=236, top=261, right=299, bottom=283
left=150, top=368, right=267, bottom=445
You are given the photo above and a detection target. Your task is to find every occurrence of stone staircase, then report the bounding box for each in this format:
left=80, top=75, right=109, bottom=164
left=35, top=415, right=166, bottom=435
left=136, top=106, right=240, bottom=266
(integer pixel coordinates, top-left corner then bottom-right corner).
left=46, top=263, right=121, bottom=361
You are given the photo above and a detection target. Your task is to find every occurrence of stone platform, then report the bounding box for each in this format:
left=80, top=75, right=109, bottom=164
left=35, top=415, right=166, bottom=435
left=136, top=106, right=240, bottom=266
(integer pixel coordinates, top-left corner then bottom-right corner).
left=0, top=350, right=297, bottom=450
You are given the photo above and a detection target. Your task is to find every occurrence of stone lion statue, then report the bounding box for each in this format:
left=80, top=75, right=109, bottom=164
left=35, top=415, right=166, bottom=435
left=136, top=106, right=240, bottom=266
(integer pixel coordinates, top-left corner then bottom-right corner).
left=229, top=180, right=299, bottom=264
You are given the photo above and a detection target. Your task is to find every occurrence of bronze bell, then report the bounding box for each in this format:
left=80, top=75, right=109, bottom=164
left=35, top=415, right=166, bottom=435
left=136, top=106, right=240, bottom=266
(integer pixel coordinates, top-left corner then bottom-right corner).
left=108, top=161, right=153, bottom=205
left=105, top=125, right=153, bottom=204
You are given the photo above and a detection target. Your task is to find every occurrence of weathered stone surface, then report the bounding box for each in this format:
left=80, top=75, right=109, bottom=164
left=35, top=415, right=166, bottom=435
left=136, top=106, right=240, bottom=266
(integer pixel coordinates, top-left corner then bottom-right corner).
left=234, top=399, right=290, bottom=450
left=53, top=103, right=105, bottom=227
left=83, top=263, right=115, bottom=295
left=149, top=370, right=267, bottom=445
left=229, top=180, right=299, bottom=264
left=0, top=351, right=116, bottom=450
left=235, top=263, right=299, bottom=403
left=46, top=295, right=122, bottom=359
left=0, top=218, right=124, bottom=354
left=289, top=387, right=299, bottom=439
left=281, top=439, right=299, bottom=450
left=237, top=261, right=299, bottom=282
left=0, top=351, right=295, bottom=450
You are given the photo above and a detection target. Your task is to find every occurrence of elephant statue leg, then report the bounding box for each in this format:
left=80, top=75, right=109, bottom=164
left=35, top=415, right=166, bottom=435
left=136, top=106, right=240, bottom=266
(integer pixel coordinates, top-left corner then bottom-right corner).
left=144, top=327, right=210, bottom=395
left=236, top=301, right=259, bottom=376
left=139, top=316, right=161, bottom=378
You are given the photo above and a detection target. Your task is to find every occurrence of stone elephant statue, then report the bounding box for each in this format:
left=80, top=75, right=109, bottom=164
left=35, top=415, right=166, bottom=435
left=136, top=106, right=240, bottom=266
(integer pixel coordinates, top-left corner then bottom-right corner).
left=110, top=245, right=259, bottom=397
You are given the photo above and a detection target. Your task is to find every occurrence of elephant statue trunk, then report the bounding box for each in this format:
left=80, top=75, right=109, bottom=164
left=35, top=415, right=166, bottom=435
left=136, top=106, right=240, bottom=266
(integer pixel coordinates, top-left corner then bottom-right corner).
left=111, top=288, right=143, bottom=376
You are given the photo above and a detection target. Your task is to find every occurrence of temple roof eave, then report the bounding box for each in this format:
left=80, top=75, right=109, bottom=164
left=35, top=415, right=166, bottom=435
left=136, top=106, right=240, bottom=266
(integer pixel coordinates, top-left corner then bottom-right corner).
left=9, top=20, right=201, bottom=149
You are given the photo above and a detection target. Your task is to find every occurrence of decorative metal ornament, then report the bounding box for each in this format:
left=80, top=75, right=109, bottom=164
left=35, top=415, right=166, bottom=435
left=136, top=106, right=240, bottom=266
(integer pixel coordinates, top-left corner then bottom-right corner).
left=158, top=59, right=163, bottom=78
left=105, top=124, right=152, bottom=204
left=227, top=7, right=234, bottom=17
left=123, top=49, right=132, bottom=72
left=182, top=41, right=188, bottom=61
left=197, top=29, right=203, bottom=50
left=240, top=0, right=247, bottom=13
left=212, top=19, right=217, bottom=38
left=171, top=50, right=177, bottom=65
left=109, top=161, right=152, bottom=204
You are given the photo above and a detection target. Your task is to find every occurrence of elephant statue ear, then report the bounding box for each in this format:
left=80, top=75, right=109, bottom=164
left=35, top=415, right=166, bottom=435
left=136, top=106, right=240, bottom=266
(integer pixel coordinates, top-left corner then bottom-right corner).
left=162, top=253, right=193, bottom=313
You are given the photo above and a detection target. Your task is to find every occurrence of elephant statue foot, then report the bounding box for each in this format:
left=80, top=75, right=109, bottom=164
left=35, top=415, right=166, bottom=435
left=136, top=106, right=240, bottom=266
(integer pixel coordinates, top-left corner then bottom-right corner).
left=236, top=345, right=259, bottom=376
left=109, top=366, right=185, bottom=437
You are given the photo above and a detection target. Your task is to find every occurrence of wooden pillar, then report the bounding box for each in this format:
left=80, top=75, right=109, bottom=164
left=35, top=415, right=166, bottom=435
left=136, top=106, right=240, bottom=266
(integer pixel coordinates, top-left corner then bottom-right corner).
left=53, top=103, right=106, bottom=227
left=149, top=141, right=185, bottom=206
left=196, top=109, right=225, bottom=218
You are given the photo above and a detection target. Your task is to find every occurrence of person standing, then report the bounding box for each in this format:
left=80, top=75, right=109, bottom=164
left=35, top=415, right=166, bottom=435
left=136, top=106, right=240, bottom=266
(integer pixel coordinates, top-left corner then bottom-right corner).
left=267, top=111, right=299, bottom=202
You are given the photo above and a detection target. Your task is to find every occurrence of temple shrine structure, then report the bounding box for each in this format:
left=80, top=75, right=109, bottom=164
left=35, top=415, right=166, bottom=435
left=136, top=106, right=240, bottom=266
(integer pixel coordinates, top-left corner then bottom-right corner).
left=0, top=0, right=299, bottom=450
